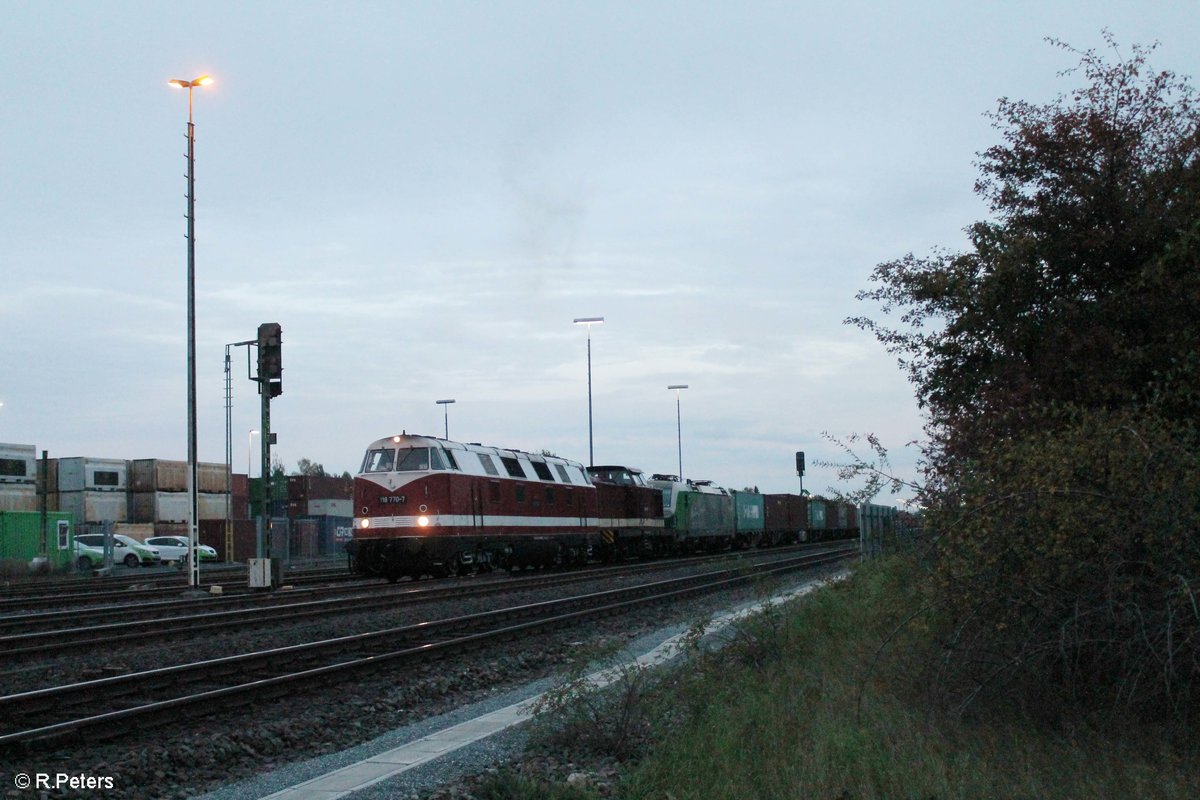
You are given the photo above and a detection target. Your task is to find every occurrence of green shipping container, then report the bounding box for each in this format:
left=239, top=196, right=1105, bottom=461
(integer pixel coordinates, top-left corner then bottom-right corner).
left=731, top=490, right=764, bottom=535
left=0, top=510, right=76, bottom=573
left=671, top=488, right=734, bottom=539
left=809, top=498, right=827, bottom=530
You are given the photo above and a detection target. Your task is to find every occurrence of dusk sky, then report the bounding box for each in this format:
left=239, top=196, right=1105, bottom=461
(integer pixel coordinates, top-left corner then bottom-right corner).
left=3, top=1, right=1197, bottom=500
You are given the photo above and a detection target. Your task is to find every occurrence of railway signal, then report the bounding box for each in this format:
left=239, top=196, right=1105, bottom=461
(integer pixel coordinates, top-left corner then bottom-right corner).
left=257, top=322, right=283, bottom=397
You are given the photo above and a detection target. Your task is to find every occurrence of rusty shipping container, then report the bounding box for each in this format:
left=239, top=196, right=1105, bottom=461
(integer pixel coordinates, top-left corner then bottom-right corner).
left=289, top=497, right=353, bottom=517
left=0, top=485, right=37, bottom=512
left=129, top=491, right=190, bottom=524
left=763, top=493, right=806, bottom=531
left=198, top=493, right=230, bottom=520
left=114, top=523, right=155, bottom=542
left=198, top=462, right=230, bottom=494
left=287, top=475, right=353, bottom=503
left=199, top=519, right=257, bottom=562
left=129, top=459, right=188, bottom=492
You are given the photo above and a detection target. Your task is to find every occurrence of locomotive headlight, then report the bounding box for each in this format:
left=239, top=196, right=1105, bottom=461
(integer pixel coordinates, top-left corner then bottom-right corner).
left=360, top=518, right=371, bottom=529
left=417, top=515, right=430, bottom=527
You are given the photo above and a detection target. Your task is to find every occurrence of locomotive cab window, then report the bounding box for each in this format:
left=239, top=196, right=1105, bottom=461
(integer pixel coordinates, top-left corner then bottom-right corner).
left=362, top=448, right=396, bottom=473
left=429, top=449, right=446, bottom=470
left=394, top=447, right=431, bottom=471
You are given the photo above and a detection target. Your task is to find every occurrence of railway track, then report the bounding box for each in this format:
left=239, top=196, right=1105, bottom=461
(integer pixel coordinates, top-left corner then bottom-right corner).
left=0, top=546, right=822, bottom=660
left=0, top=563, right=357, bottom=611
left=0, top=545, right=854, bottom=749
left=0, top=563, right=357, bottom=614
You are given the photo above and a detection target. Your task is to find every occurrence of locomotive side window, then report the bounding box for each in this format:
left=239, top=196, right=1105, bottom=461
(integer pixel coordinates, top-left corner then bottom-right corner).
left=499, top=456, right=526, bottom=478
left=442, top=449, right=459, bottom=470
left=478, top=454, right=500, bottom=476
left=530, top=461, right=554, bottom=481
left=429, top=449, right=446, bottom=470
left=395, top=448, right=431, bottom=471
left=363, top=448, right=396, bottom=473
left=554, top=464, right=571, bottom=483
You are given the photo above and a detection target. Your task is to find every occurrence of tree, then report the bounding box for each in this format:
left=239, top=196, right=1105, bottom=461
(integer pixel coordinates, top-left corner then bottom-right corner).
left=294, top=458, right=328, bottom=477
left=851, top=36, right=1200, bottom=724
left=851, top=33, right=1200, bottom=459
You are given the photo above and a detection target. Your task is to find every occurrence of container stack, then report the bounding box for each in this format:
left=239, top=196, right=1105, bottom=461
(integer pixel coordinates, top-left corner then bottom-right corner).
left=128, top=459, right=231, bottom=532
left=231, top=473, right=250, bottom=520
left=0, top=443, right=37, bottom=512
left=288, top=475, right=353, bottom=556
left=57, top=457, right=129, bottom=524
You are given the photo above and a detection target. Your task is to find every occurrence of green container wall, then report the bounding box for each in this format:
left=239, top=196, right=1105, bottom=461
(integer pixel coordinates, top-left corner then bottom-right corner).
left=672, top=489, right=734, bottom=538
left=731, top=491, right=765, bottom=534
left=809, top=498, right=827, bottom=530
left=0, top=510, right=75, bottom=571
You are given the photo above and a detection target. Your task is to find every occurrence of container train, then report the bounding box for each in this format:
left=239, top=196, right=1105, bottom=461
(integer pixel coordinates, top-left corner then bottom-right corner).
left=347, top=432, right=864, bottom=581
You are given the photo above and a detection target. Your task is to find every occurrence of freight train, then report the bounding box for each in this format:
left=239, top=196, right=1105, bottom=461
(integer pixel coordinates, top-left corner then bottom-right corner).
left=347, top=432, right=862, bottom=581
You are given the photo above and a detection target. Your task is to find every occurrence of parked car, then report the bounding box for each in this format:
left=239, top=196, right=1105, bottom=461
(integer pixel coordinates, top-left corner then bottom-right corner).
left=73, top=540, right=107, bottom=570
left=144, top=535, right=218, bottom=563
left=75, top=534, right=161, bottom=567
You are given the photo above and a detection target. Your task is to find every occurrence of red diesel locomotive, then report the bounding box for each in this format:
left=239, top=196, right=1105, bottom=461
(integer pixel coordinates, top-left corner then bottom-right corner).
left=347, top=433, right=664, bottom=580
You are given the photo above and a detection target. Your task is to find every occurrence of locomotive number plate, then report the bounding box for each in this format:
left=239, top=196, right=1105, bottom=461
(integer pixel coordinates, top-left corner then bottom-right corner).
left=379, top=495, right=407, bottom=505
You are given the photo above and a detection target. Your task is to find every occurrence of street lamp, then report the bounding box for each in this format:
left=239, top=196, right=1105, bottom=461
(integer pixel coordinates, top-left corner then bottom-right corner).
left=435, top=399, right=456, bottom=439
left=169, top=73, right=212, bottom=590
left=668, top=385, right=688, bottom=478
left=573, top=316, right=604, bottom=466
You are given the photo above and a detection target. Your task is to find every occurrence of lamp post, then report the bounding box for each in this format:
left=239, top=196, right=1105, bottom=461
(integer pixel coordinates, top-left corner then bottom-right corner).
left=435, top=399, right=456, bottom=439
left=573, top=317, right=604, bottom=466
left=169, top=73, right=212, bottom=590
left=668, top=385, right=688, bottom=478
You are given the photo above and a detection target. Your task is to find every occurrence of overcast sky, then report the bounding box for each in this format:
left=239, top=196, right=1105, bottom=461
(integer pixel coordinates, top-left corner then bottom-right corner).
left=2, top=1, right=1197, bottom=500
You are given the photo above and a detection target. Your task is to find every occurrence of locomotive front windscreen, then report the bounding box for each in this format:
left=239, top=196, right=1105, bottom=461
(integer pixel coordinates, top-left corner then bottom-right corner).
left=395, top=447, right=432, bottom=471
left=362, top=448, right=395, bottom=473
left=362, top=446, right=447, bottom=474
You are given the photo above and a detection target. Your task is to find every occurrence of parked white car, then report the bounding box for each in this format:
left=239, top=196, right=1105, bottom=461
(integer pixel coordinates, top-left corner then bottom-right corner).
left=144, top=535, right=218, bottom=563
left=75, top=534, right=161, bottom=567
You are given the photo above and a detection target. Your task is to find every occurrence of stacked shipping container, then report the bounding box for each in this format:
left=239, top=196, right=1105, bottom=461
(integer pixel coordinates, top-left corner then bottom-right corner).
left=287, top=475, right=353, bottom=557
left=128, top=459, right=230, bottom=524
left=0, top=443, right=38, bottom=512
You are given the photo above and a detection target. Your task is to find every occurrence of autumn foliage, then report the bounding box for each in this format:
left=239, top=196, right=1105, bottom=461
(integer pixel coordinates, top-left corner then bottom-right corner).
left=853, top=35, right=1200, bottom=724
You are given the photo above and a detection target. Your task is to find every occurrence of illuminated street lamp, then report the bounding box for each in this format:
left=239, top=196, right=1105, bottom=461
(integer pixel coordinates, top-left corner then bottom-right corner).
left=573, top=317, right=604, bottom=466
left=169, top=73, right=212, bottom=589
left=668, top=384, right=688, bottom=478
left=435, top=399, right=456, bottom=439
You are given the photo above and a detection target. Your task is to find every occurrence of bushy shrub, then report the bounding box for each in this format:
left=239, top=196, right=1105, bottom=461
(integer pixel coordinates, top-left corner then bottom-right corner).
left=923, top=407, right=1200, bottom=723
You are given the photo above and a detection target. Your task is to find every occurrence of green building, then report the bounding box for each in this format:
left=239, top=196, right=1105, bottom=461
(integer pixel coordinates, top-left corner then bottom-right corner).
left=0, top=510, right=76, bottom=574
